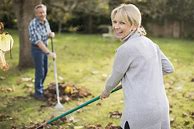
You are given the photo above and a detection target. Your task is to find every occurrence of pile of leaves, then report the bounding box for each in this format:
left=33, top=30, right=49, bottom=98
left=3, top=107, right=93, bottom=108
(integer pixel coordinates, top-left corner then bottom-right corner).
left=43, top=82, right=92, bottom=106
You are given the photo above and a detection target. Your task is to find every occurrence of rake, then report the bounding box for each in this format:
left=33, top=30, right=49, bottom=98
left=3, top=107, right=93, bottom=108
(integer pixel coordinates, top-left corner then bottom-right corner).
left=37, top=85, right=122, bottom=128
left=51, top=38, right=64, bottom=109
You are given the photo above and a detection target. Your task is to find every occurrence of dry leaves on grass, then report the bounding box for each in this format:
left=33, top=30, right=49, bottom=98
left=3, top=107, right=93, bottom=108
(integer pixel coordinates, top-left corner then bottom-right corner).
left=86, top=123, right=120, bottom=129
left=109, top=111, right=122, bottom=119
left=43, top=82, right=92, bottom=106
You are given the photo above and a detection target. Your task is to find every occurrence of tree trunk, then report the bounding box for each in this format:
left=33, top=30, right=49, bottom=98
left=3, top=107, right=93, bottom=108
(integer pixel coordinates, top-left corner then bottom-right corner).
left=13, top=0, right=42, bottom=70
left=172, top=21, right=180, bottom=38
left=58, top=21, right=62, bottom=34
left=88, top=15, right=93, bottom=33
left=180, top=20, right=184, bottom=38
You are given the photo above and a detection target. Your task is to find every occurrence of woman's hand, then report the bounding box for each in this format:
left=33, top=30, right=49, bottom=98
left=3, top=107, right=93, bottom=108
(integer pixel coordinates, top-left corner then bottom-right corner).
left=100, top=90, right=110, bottom=100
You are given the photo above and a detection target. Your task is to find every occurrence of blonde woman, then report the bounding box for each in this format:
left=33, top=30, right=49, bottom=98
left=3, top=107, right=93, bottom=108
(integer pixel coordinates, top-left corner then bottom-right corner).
left=100, top=4, right=174, bottom=129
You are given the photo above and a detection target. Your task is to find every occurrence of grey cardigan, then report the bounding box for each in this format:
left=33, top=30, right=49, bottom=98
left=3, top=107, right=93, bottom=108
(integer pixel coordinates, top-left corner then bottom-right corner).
left=104, top=32, right=174, bottom=129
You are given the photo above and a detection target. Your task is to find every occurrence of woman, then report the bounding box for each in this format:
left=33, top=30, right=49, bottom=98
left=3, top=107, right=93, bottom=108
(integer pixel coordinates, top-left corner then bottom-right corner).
left=100, top=4, right=174, bottom=129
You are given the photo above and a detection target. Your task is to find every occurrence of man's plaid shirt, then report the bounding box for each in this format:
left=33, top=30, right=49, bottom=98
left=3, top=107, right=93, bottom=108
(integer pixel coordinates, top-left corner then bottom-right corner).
left=28, top=17, right=51, bottom=45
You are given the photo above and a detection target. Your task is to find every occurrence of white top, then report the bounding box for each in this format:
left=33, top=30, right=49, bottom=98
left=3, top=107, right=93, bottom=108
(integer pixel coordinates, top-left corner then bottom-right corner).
left=104, top=32, right=174, bottom=129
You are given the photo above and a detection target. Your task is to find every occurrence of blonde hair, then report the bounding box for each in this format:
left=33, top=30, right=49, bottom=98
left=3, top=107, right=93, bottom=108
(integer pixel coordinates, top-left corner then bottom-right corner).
left=111, top=4, right=146, bottom=36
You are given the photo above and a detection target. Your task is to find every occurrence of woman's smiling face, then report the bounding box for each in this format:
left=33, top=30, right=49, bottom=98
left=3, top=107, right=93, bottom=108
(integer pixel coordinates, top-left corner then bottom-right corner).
left=111, top=13, right=132, bottom=40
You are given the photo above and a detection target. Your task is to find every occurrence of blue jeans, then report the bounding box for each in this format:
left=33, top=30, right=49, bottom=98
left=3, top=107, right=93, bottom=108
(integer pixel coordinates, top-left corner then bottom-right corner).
left=31, top=45, right=48, bottom=97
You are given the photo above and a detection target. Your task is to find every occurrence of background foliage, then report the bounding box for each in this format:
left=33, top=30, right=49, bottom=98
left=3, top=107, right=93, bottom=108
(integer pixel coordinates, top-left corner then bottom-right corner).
left=1, top=0, right=194, bottom=37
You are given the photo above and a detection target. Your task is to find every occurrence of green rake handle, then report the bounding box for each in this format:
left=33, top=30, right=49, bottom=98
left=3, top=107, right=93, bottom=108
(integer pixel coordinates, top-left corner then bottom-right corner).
left=47, top=85, right=122, bottom=124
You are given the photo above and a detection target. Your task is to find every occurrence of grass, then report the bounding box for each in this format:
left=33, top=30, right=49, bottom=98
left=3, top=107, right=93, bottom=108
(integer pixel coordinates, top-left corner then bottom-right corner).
left=0, top=30, right=194, bottom=129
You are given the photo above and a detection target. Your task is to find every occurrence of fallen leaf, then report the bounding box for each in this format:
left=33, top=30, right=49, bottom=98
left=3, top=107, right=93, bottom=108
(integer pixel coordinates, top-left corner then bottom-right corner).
left=109, top=111, right=122, bottom=119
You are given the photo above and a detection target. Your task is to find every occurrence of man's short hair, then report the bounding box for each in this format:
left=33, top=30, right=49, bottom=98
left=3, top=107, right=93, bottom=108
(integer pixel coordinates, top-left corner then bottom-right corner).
left=34, top=4, right=47, bottom=12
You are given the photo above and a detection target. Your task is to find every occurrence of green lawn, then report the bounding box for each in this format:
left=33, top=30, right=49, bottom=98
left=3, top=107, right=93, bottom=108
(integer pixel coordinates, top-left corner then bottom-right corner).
left=0, top=30, right=194, bottom=129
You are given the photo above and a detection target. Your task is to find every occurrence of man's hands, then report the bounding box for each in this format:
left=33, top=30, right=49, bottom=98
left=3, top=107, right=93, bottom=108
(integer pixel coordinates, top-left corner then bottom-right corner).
left=48, top=32, right=55, bottom=38
left=47, top=51, right=56, bottom=59
left=36, top=41, right=56, bottom=59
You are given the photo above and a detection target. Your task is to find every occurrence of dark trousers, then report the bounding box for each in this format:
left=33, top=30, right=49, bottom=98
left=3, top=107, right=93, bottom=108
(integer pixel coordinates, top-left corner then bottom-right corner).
left=32, top=46, right=48, bottom=97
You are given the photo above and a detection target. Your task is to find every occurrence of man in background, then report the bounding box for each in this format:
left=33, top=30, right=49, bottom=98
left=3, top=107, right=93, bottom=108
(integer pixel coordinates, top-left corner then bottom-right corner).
left=28, top=4, right=56, bottom=101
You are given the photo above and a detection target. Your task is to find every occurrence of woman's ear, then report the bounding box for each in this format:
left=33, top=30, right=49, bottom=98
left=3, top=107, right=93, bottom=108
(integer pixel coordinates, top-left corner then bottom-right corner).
left=130, top=24, right=137, bottom=32
left=129, top=25, right=135, bottom=32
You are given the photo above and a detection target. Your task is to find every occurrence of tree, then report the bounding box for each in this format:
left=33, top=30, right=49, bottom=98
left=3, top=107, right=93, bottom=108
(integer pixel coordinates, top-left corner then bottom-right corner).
left=0, top=0, right=15, bottom=28
left=75, top=0, right=109, bottom=33
left=164, top=0, right=194, bottom=38
left=108, top=0, right=124, bottom=12
left=44, top=0, right=80, bottom=33
left=13, top=0, right=42, bottom=69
